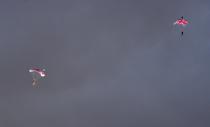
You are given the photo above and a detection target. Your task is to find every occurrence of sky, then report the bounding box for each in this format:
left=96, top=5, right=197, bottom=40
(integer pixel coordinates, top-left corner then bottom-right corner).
left=0, top=0, right=210, bottom=127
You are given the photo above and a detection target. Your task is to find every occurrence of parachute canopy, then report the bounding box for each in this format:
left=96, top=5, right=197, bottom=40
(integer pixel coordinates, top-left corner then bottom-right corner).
left=174, top=17, right=188, bottom=26
left=29, top=68, right=46, bottom=77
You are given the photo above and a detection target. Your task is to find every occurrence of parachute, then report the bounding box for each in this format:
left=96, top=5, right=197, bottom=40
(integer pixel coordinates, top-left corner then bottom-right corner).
left=29, top=68, right=46, bottom=88
left=173, top=16, right=189, bottom=35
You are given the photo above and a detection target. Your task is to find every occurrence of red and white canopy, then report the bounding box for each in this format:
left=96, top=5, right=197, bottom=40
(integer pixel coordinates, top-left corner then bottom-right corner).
left=174, top=18, right=188, bottom=26
left=29, top=68, right=46, bottom=77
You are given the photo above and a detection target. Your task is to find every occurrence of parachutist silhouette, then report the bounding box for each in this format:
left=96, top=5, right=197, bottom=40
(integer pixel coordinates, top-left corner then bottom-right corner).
left=29, top=68, right=46, bottom=88
left=174, top=16, right=188, bottom=36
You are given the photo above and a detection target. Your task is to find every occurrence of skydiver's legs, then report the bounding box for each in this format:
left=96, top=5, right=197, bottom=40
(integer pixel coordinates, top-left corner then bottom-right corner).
left=32, top=79, right=36, bottom=86
left=32, top=79, right=39, bottom=88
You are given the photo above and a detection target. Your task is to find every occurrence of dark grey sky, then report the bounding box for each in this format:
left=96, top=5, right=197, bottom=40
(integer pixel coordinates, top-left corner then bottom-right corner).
left=0, top=0, right=210, bottom=127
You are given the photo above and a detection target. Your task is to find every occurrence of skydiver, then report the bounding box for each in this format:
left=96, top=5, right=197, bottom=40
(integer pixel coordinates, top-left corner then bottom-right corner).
left=180, top=17, right=184, bottom=36
left=29, top=68, right=46, bottom=88
left=32, top=79, right=39, bottom=88
left=174, top=16, right=188, bottom=36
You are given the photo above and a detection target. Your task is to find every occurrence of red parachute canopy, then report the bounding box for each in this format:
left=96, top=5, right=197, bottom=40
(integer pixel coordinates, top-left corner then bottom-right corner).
left=29, top=68, right=46, bottom=77
left=174, top=18, right=188, bottom=26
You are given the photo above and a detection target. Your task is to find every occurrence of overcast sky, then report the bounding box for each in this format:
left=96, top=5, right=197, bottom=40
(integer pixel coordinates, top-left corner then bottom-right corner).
left=0, top=0, right=210, bottom=127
